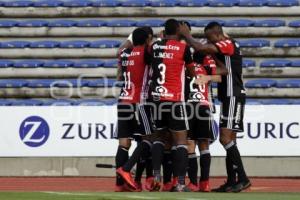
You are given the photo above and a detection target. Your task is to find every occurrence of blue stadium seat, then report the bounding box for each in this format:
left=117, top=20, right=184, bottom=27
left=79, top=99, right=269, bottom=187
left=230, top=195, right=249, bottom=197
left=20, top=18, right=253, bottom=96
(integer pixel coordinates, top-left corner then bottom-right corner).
left=27, top=79, right=88, bottom=88
left=0, top=60, right=14, bottom=68
left=91, top=0, right=120, bottom=7
left=208, top=0, right=239, bottom=7
left=90, top=40, right=121, bottom=48
left=73, top=60, right=105, bottom=68
left=242, top=59, right=256, bottom=68
left=18, top=20, right=49, bottom=27
left=59, top=40, right=90, bottom=48
left=30, top=41, right=60, bottom=48
left=0, top=79, right=28, bottom=88
left=260, top=99, right=291, bottom=105
left=224, top=19, right=254, bottom=27
left=178, top=0, right=209, bottom=6
left=245, top=79, right=277, bottom=88
left=121, top=0, right=149, bottom=7
left=274, top=39, right=300, bottom=48
left=33, top=0, right=64, bottom=7
left=0, top=41, right=31, bottom=48
left=289, top=20, right=300, bottom=28
left=103, top=60, right=118, bottom=68
left=76, top=20, right=106, bottom=27
left=0, top=20, right=19, bottom=27
left=194, top=19, right=225, bottom=27
left=260, top=59, right=291, bottom=68
left=11, top=99, right=43, bottom=106
left=3, top=1, right=33, bottom=7
left=106, top=19, right=136, bottom=27
left=74, top=99, right=107, bottom=106
left=276, top=79, right=300, bottom=88
left=48, top=20, right=78, bottom=27
left=291, top=60, right=300, bottom=67
left=88, top=79, right=116, bottom=87
left=42, top=99, right=74, bottom=106
left=238, top=39, right=270, bottom=48
left=62, top=0, right=93, bottom=7
left=290, top=99, right=300, bottom=105
left=136, top=19, right=164, bottom=27
left=254, top=19, right=285, bottom=27
left=148, top=0, right=179, bottom=7
left=267, top=0, right=299, bottom=7
left=246, top=99, right=262, bottom=105
left=238, top=0, right=268, bottom=6
left=14, top=60, right=44, bottom=68
left=0, top=99, right=12, bottom=106
left=43, top=60, right=74, bottom=68
left=101, top=99, right=118, bottom=105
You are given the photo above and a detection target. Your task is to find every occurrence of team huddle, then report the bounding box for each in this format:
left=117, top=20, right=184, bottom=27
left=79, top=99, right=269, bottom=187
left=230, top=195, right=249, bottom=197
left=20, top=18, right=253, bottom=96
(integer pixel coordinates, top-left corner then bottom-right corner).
left=114, top=19, right=251, bottom=193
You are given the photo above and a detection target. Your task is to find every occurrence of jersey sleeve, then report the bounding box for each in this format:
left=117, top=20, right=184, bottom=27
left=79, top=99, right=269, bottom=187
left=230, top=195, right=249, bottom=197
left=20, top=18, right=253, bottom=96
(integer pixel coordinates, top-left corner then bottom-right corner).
left=127, top=33, right=133, bottom=44
left=184, top=45, right=194, bottom=68
left=203, top=55, right=217, bottom=75
left=214, top=39, right=234, bottom=56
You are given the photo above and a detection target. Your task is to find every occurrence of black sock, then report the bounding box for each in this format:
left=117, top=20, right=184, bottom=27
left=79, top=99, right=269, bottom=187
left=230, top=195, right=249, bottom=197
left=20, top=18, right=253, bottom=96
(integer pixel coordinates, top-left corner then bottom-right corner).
left=146, top=156, right=153, bottom=178
left=163, top=151, right=173, bottom=184
left=200, top=150, right=211, bottom=182
left=135, top=158, right=146, bottom=182
left=171, top=146, right=178, bottom=178
left=176, top=145, right=188, bottom=185
left=152, top=141, right=165, bottom=178
left=226, top=154, right=236, bottom=184
left=225, top=141, right=248, bottom=183
left=123, top=140, right=151, bottom=172
left=115, top=146, right=129, bottom=186
left=188, top=153, right=198, bottom=185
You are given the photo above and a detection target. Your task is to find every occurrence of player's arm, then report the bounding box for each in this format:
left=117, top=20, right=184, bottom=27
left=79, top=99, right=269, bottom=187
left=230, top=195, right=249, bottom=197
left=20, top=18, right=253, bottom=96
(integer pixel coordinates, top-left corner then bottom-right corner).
left=117, top=34, right=134, bottom=56
left=213, top=56, right=228, bottom=76
left=179, top=23, right=219, bottom=54
left=183, top=45, right=197, bottom=77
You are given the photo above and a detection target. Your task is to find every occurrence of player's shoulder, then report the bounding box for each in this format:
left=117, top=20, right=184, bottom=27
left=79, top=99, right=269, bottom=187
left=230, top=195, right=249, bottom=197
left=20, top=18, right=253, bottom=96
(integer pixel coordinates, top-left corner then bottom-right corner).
left=215, top=39, right=234, bottom=48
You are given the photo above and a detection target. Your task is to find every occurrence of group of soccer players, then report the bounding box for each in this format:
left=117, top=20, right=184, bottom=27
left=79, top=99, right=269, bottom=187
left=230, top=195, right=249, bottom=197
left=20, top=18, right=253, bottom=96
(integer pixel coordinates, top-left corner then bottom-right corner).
left=113, top=18, right=251, bottom=193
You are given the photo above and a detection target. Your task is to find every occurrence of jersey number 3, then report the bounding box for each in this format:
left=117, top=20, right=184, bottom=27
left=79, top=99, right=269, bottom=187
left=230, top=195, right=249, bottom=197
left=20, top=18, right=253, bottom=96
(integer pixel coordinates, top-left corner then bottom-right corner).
left=157, top=63, right=166, bottom=85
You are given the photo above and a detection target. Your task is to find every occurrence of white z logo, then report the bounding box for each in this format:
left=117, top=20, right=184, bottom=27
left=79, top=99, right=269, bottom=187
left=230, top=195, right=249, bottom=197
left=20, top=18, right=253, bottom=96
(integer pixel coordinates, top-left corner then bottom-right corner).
left=22, top=121, right=45, bottom=143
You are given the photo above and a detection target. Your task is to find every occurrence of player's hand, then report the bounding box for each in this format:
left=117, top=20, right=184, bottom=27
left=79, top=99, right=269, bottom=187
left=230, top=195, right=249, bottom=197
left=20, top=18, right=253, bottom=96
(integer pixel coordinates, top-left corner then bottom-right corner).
left=195, top=75, right=211, bottom=85
left=179, top=23, right=191, bottom=37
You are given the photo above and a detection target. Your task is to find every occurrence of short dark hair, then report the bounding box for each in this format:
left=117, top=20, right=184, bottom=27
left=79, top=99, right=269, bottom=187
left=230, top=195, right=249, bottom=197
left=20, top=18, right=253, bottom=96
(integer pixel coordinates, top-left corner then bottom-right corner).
left=204, top=21, right=223, bottom=33
left=141, top=26, right=154, bottom=37
left=164, top=19, right=179, bottom=35
left=132, top=27, right=149, bottom=46
left=181, top=20, right=192, bottom=31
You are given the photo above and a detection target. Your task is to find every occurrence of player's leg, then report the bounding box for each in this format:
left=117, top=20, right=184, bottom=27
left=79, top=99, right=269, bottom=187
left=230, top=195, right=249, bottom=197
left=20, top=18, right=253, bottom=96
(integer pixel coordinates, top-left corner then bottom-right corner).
left=162, top=135, right=173, bottom=191
left=198, top=139, right=211, bottom=192
left=187, top=139, right=198, bottom=191
left=169, top=102, right=190, bottom=192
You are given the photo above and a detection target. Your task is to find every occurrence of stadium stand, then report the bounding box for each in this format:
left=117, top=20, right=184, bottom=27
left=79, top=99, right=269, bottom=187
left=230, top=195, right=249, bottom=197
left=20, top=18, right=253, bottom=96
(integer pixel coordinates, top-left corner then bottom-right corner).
left=0, top=0, right=299, bottom=105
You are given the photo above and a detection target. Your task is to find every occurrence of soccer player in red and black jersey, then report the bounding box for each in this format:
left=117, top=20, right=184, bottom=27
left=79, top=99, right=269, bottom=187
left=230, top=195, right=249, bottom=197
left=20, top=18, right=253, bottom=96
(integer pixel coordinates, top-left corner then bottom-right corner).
left=148, top=19, right=196, bottom=192
left=180, top=21, right=251, bottom=192
left=115, top=28, right=154, bottom=191
left=185, top=55, right=221, bottom=192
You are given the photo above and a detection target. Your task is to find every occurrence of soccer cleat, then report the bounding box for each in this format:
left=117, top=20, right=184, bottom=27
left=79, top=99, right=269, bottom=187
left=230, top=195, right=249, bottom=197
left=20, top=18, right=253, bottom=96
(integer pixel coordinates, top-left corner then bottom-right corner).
left=135, top=181, right=143, bottom=192
left=114, top=184, right=135, bottom=192
left=145, top=177, right=154, bottom=191
left=211, top=181, right=235, bottom=192
left=171, top=184, right=191, bottom=192
left=199, top=180, right=210, bottom=192
left=162, top=182, right=173, bottom=192
left=170, top=177, right=179, bottom=191
left=187, top=182, right=198, bottom=192
left=151, top=175, right=161, bottom=192
left=116, top=167, right=137, bottom=190
left=231, top=179, right=251, bottom=193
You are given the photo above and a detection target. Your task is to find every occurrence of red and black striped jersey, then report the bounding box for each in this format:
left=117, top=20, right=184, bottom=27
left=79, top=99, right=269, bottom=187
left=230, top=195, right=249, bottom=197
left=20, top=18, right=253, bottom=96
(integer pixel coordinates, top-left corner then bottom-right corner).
left=149, top=39, right=194, bottom=102
left=214, top=39, right=246, bottom=100
left=185, top=55, right=217, bottom=106
left=118, top=46, right=150, bottom=103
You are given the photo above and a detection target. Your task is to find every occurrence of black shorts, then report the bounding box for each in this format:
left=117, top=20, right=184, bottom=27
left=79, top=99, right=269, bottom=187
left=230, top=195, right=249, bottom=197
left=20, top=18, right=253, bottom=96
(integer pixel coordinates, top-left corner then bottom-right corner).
left=219, top=96, right=245, bottom=132
left=152, top=101, right=189, bottom=132
left=186, top=103, right=217, bottom=141
left=115, top=103, right=154, bottom=139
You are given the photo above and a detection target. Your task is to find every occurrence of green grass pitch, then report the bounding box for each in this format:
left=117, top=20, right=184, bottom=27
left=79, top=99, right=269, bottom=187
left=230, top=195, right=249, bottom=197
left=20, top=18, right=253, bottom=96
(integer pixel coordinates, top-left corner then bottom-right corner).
left=0, top=192, right=300, bottom=200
